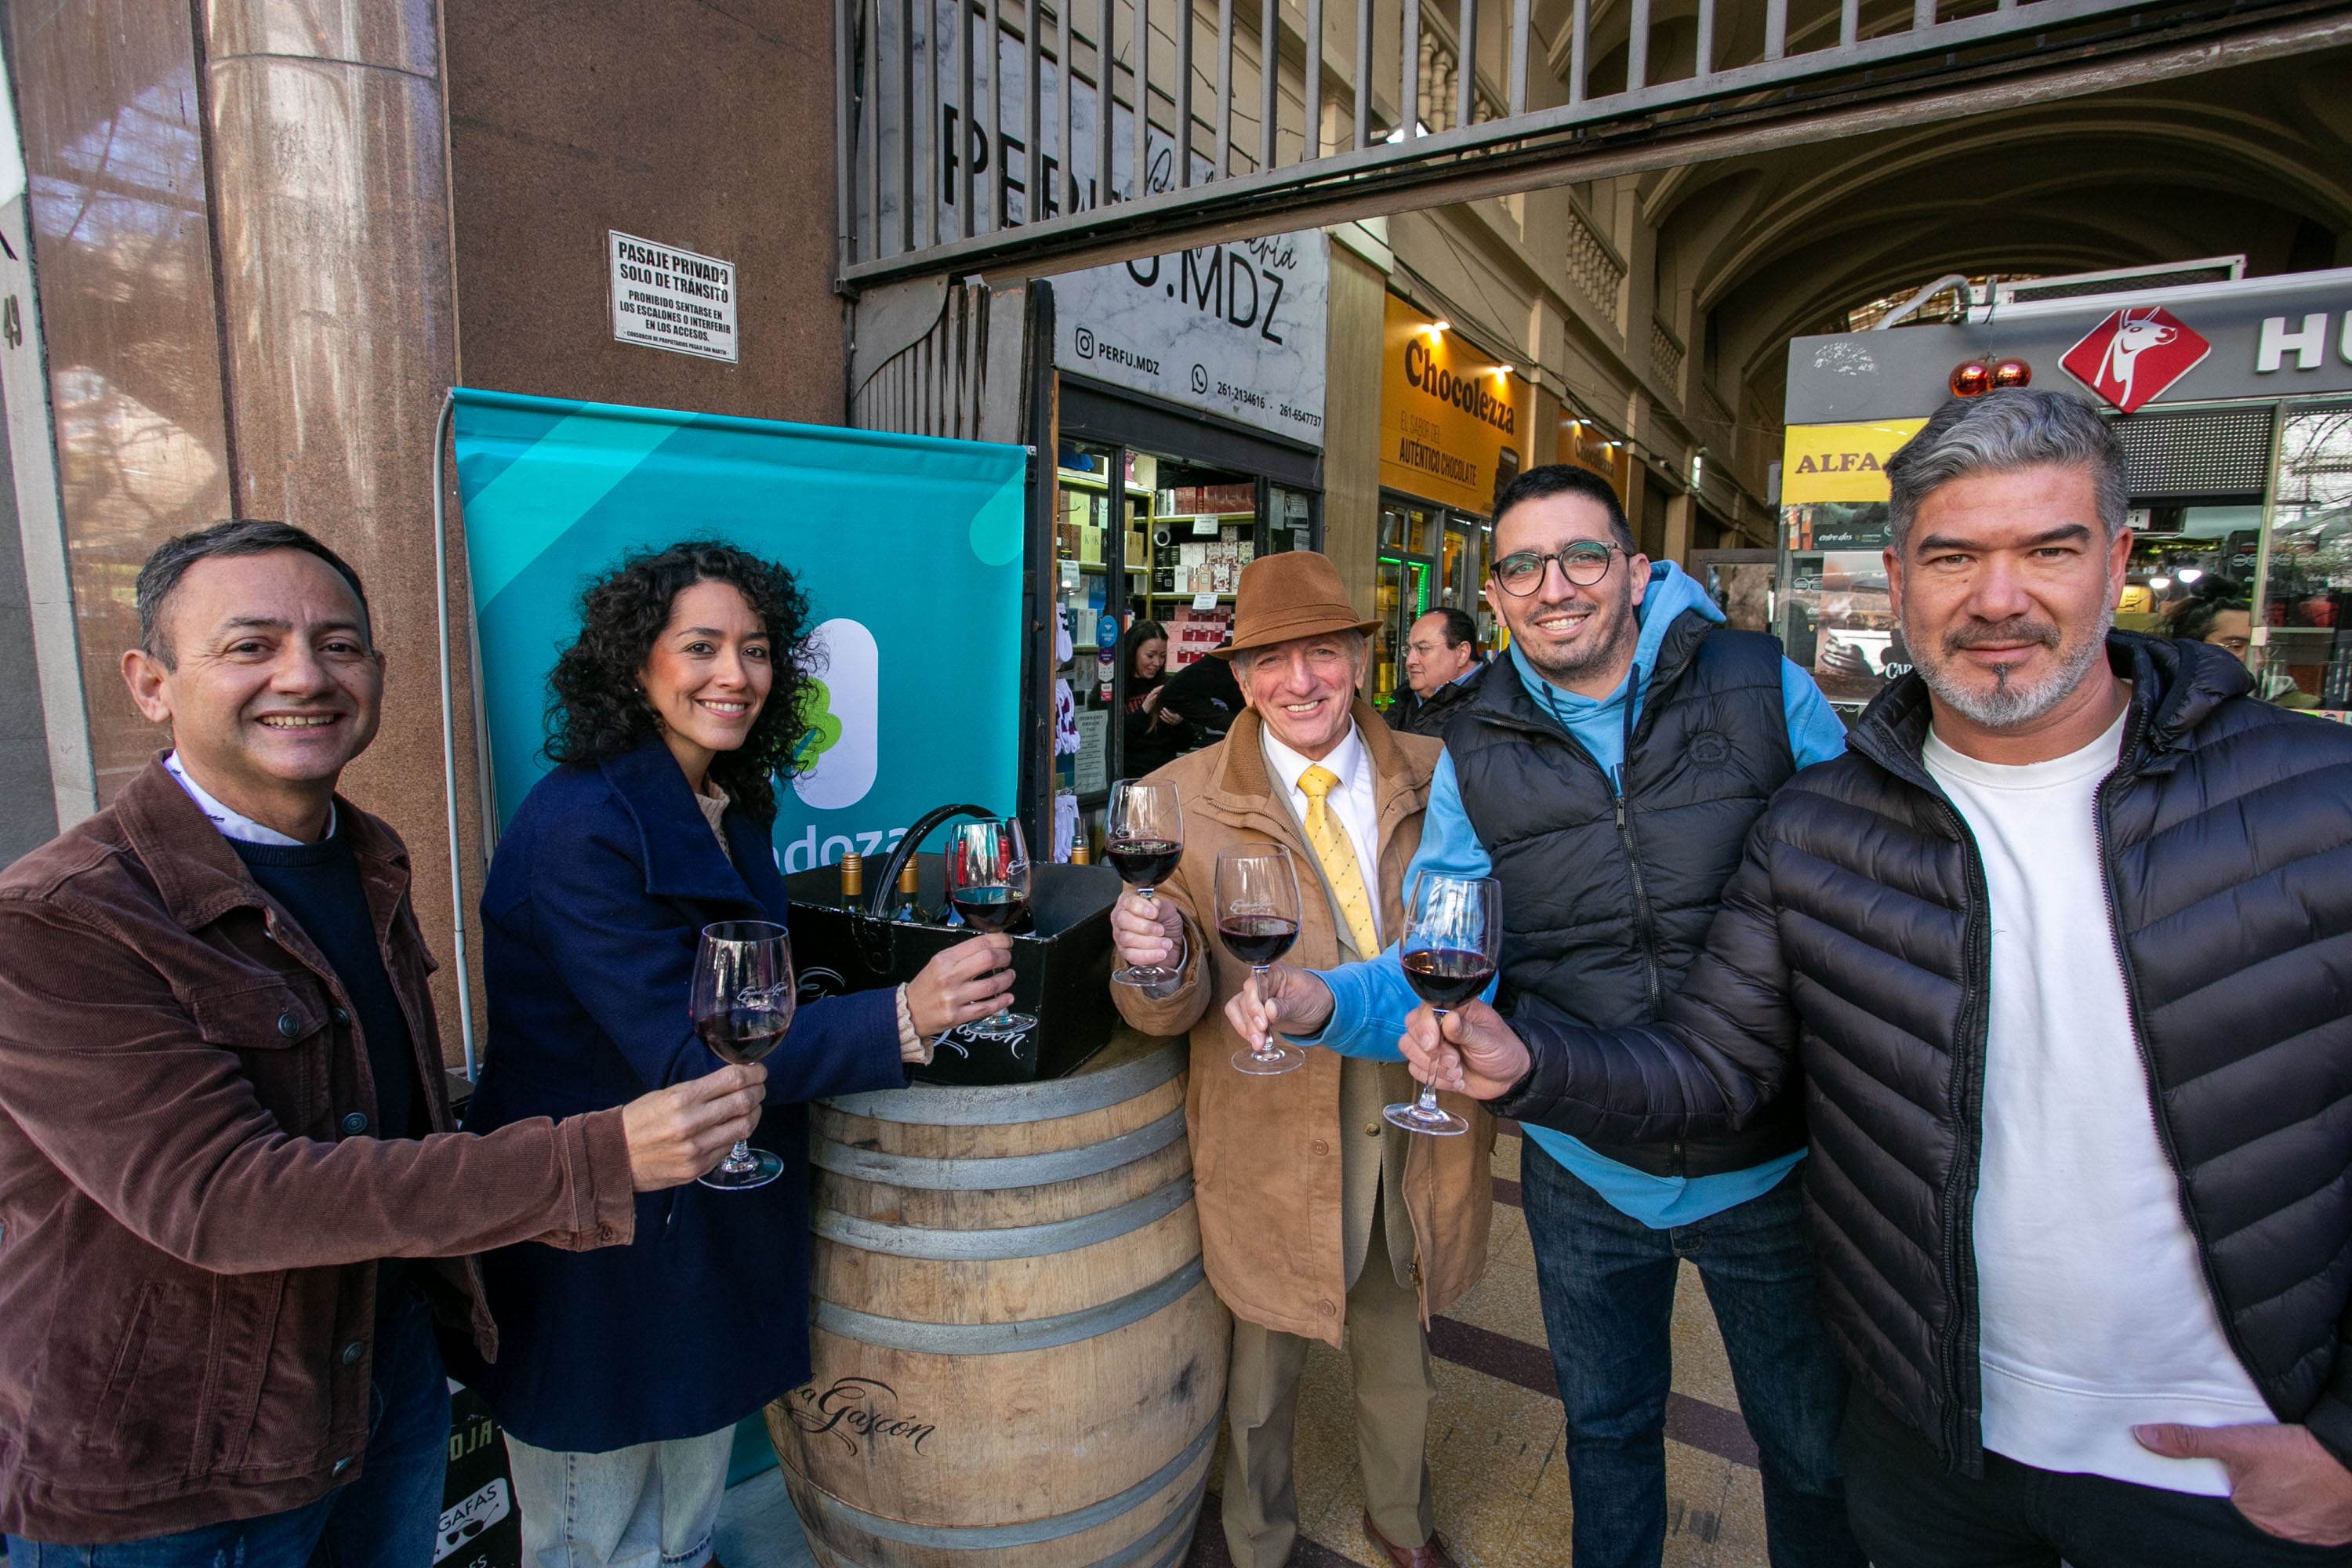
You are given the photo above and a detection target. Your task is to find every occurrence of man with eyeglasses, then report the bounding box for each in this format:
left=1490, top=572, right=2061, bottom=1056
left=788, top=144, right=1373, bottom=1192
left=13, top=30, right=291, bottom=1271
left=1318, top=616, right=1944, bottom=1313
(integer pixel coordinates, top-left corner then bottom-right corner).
left=1232, top=465, right=1859, bottom=1568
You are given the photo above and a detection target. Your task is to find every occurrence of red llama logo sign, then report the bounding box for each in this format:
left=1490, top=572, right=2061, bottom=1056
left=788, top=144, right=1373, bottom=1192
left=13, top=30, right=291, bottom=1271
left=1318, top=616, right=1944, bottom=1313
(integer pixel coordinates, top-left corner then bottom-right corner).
left=2060, top=307, right=2212, bottom=414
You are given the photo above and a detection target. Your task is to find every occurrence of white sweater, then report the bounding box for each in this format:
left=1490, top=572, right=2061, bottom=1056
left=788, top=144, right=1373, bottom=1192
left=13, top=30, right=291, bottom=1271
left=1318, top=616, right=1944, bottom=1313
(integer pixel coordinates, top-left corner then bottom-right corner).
left=1924, top=710, right=2274, bottom=1495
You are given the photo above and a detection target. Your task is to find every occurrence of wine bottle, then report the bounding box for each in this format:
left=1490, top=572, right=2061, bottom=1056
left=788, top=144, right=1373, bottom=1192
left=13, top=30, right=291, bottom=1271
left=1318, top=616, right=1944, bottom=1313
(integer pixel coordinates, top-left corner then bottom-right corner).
left=887, top=861, right=926, bottom=924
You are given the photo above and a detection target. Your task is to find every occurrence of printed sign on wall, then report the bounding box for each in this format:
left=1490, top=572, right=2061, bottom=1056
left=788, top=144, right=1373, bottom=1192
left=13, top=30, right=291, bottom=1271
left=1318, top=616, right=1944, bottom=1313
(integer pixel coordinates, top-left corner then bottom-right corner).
left=1051, top=232, right=1329, bottom=443
left=609, top=231, right=739, bottom=363
left=1377, top=295, right=1527, bottom=514
left=1779, top=419, right=1929, bottom=504
left=449, top=389, right=1025, bottom=870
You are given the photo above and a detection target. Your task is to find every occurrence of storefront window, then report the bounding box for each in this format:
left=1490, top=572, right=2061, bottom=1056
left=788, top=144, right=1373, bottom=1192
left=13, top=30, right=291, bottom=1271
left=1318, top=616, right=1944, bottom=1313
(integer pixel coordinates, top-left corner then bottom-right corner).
left=2258, top=401, right=2352, bottom=708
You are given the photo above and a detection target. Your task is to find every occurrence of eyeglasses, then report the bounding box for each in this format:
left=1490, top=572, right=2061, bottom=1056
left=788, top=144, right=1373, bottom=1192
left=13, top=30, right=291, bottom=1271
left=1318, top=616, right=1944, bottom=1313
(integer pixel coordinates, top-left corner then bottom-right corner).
left=1491, top=542, right=1624, bottom=596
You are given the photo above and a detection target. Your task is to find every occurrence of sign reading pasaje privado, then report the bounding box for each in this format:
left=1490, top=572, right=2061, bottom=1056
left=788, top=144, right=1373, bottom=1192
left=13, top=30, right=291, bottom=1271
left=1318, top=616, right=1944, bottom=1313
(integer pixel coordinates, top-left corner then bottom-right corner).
left=1052, top=231, right=1329, bottom=443
left=609, top=231, right=738, bottom=363
left=1379, top=295, right=1526, bottom=514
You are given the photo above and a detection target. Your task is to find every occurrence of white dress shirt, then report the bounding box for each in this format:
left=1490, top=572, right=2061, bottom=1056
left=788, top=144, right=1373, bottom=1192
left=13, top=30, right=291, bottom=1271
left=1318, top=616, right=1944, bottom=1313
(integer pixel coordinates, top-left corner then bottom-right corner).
left=163, top=750, right=334, bottom=844
left=1260, top=720, right=1381, bottom=947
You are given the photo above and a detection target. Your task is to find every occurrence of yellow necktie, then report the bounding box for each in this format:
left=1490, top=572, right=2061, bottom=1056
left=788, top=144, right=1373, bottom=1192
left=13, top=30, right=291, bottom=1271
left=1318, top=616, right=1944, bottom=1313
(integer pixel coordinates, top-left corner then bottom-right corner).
left=1297, top=765, right=1380, bottom=957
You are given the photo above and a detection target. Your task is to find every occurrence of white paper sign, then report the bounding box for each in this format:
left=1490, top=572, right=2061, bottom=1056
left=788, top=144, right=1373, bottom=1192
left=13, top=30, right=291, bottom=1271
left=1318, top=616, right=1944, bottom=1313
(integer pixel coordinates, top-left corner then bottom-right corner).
left=1191, top=592, right=1219, bottom=611
left=1053, top=232, right=1330, bottom=444
left=609, top=231, right=738, bottom=363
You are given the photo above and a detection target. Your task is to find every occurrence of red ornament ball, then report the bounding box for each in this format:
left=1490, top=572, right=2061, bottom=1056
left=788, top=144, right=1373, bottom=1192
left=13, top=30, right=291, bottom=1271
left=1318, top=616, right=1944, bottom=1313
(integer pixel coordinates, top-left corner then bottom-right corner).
left=1991, top=358, right=2033, bottom=389
left=1950, top=361, right=1993, bottom=398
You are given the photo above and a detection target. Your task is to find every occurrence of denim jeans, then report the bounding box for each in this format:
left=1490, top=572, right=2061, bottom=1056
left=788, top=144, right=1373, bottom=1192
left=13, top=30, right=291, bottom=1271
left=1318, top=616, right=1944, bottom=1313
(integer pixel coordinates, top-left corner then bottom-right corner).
left=1839, top=1381, right=2352, bottom=1567
left=8, top=1285, right=452, bottom=1568
left=1520, top=1149, right=1864, bottom=1568
left=500, top=1425, right=734, bottom=1568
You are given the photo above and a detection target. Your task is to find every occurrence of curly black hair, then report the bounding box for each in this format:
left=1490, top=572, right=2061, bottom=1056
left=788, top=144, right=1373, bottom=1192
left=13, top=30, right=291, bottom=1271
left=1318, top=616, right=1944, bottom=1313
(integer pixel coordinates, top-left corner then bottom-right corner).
left=2160, top=576, right=2252, bottom=646
left=546, top=540, right=817, bottom=824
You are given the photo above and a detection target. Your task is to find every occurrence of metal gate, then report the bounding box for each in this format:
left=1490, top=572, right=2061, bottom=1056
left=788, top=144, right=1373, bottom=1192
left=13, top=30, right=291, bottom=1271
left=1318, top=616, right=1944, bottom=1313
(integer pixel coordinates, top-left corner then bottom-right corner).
left=833, top=0, right=2352, bottom=286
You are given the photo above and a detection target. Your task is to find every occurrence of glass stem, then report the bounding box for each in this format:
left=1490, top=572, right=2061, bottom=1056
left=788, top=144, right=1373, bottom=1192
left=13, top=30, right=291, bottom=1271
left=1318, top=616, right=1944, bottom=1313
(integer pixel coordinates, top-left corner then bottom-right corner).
left=1254, top=965, right=1273, bottom=1054
left=1421, top=1010, right=1448, bottom=1111
left=725, top=1138, right=754, bottom=1171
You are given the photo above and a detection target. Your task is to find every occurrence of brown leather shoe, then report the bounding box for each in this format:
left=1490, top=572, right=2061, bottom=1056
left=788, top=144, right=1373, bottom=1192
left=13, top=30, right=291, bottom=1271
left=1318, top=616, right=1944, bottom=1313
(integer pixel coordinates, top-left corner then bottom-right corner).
left=1361, top=1510, right=1459, bottom=1568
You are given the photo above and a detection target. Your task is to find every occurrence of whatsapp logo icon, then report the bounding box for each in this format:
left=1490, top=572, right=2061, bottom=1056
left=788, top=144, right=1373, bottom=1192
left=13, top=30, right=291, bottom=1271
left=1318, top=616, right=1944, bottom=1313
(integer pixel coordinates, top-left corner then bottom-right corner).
left=791, top=619, right=877, bottom=811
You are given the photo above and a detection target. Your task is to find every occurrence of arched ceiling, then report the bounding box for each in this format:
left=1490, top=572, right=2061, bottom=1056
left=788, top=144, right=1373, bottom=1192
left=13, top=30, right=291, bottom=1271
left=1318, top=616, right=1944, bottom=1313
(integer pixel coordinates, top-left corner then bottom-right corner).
left=1643, top=45, right=2352, bottom=430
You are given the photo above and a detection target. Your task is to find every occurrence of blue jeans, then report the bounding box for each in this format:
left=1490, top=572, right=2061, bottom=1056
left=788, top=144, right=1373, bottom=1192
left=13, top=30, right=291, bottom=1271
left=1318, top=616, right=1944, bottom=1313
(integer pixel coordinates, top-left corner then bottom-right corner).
left=1521, top=1149, right=1864, bottom=1568
left=9, top=1286, right=452, bottom=1568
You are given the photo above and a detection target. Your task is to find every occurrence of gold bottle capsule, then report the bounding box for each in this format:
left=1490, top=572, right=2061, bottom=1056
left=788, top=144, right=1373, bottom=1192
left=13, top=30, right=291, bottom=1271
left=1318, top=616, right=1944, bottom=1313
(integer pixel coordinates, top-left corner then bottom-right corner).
left=838, top=851, right=864, bottom=898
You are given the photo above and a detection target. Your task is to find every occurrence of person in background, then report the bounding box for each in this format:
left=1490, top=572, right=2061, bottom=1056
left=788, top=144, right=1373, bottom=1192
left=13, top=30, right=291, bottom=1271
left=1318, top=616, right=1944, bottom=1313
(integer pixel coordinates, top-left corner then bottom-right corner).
left=0, top=521, right=760, bottom=1564
left=1239, top=466, right=1861, bottom=1568
left=1155, top=630, right=1247, bottom=735
left=456, top=542, right=1015, bottom=1568
left=1385, top=606, right=1486, bottom=738
left=2161, top=579, right=2316, bottom=706
left=1110, top=551, right=1491, bottom=1568
left=1403, top=390, right=2352, bottom=1565
left=1121, top=617, right=1202, bottom=776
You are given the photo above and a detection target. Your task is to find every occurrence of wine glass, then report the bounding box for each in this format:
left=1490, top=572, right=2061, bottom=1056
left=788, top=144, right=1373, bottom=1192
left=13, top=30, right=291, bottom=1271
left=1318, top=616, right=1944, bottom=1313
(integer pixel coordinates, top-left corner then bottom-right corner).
left=1215, top=843, right=1304, bottom=1076
left=943, top=818, right=1035, bottom=1033
left=1385, top=873, right=1499, bottom=1137
left=691, top=920, right=795, bottom=1189
left=1106, top=779, right=1185, bottom=987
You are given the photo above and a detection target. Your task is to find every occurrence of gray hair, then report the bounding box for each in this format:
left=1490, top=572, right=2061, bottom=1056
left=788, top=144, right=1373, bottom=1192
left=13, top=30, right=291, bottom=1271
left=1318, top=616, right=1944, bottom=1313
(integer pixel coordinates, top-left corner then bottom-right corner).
left=136, top=519, right=372, bottom=667
left=1885, top=390, right=2129, bottom=553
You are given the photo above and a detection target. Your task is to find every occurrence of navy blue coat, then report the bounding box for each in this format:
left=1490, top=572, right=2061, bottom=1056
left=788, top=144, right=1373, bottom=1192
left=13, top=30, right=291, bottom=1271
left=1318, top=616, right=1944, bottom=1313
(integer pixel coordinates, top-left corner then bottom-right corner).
left=455, top=735, right=906, bottom=1452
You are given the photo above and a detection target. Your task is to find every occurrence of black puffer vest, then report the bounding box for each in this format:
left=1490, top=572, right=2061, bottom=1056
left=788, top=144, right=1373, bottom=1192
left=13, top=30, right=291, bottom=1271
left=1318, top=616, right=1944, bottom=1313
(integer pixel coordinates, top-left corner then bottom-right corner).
left=1448, top=609, right=1808, bottom=1177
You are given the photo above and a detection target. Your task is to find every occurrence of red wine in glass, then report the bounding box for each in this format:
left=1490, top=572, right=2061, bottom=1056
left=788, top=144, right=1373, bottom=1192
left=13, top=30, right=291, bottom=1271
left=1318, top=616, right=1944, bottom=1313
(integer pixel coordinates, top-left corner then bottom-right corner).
left=1108, top=780, right=1185, bottom=989
left=949, top=885, right=1027, bottom=933
left=942, top=819, right=1036, bottom=1032
left=1400, top=949, right=1497, bottom=1010
left=1386, top=873, right=1501, bottom=1137
left=694, top=1008, right=790, bottom=1066
left=1105, top=838, right=1182, bottom=887
left=691, top=920, right=794, bottom=1189
left=1214, top=844, right=1305, bottom=1076
left=1216, top=915, right=1300, bottom=967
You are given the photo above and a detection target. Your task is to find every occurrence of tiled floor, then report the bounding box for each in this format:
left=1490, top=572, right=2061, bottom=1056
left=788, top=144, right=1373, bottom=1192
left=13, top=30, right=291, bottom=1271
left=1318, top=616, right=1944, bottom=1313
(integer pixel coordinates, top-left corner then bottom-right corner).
left=1175, top=1124, right=1769, bottom=1567
left=717, top=1121, right=1771, bottom=1568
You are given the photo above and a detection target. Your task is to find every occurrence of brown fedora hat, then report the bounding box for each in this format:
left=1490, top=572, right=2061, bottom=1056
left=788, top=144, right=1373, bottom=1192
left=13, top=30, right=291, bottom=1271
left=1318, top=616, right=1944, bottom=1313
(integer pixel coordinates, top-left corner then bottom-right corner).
left=1213, top=550, right=1381, bottom=659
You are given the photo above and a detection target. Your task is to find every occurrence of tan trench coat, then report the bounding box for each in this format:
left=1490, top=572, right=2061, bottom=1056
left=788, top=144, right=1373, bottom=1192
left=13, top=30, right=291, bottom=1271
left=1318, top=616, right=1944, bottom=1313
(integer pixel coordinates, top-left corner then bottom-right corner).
left=1112, top=701, right=1495, bottom=1347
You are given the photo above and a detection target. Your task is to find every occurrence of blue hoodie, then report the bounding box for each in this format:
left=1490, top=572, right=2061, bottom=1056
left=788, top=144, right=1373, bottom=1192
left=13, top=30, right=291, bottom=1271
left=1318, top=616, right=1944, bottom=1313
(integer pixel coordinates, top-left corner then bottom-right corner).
left=1302, top=561, right=1847, bottom=1228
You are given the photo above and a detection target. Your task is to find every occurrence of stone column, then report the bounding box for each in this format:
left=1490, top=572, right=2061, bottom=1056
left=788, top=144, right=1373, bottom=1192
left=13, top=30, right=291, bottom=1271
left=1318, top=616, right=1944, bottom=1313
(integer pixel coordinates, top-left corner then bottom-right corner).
left=202, top=0, right=483, bottom=1060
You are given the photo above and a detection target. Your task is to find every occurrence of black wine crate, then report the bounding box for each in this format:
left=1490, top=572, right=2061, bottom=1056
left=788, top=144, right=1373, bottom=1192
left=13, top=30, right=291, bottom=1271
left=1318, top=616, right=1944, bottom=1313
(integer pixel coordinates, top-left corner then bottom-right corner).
left=785, top=854, right=1125, bottom=1084
left=438, top=1385, right=521, bottom=1568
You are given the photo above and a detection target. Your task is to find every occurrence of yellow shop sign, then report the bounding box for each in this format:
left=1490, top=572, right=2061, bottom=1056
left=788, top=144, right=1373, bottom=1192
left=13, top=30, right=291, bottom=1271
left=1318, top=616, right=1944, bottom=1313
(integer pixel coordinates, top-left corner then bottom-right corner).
left=1780, top=419, right=1927, bottom=503
left=1379, top=296, right=1527, bottom=514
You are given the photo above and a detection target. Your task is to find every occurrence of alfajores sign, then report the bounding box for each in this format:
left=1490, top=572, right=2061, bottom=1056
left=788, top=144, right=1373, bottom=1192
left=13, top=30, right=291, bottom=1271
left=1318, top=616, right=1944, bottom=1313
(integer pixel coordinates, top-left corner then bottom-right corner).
left=1784, top=267, right=2352, bottom=423
left=1051, top=230, right=1329, bottom=443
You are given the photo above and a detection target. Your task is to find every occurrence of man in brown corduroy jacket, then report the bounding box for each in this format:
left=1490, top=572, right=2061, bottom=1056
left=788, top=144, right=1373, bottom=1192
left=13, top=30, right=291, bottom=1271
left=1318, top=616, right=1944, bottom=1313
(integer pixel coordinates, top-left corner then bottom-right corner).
left=0, top=521, right=764, bottom=1559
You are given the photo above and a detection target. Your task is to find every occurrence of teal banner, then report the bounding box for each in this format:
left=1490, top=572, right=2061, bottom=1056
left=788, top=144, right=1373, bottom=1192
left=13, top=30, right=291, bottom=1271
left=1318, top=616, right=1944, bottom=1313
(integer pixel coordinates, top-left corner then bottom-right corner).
left=451, top=388, right=1027, bottom=869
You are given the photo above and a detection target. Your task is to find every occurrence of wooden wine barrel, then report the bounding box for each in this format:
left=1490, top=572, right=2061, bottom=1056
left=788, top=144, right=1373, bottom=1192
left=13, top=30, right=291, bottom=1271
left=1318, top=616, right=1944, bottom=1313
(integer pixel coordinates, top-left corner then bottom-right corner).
left=768, top=1030, right=1226, bottom=1568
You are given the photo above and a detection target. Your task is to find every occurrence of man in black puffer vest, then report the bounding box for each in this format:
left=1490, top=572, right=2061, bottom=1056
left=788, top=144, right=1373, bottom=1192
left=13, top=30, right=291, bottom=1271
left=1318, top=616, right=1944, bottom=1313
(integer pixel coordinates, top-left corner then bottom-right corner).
left=1406, top=390, right=2352, bottom=1564
left=1233, top=466, right=1861, bottom=1568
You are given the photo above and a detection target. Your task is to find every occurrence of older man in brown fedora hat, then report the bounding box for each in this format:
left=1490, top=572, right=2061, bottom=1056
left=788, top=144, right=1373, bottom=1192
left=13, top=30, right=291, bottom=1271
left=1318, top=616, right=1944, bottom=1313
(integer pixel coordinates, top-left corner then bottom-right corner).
left=1111, top=550, right=1492, bottom=1568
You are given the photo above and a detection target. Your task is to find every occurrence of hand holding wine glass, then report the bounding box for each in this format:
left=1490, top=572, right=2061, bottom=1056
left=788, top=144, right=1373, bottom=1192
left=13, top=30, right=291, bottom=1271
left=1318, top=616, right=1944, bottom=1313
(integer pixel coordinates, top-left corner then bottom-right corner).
left=1384, top=873, right=1501, bottom=1135
left=943, top=818, right=1036, bottom=1033
left=690, top=920, right=796, bottom=1189
left=1106, top=780, right=1185, bottom=987
left=1216, top=844, right=1305, bottom=1076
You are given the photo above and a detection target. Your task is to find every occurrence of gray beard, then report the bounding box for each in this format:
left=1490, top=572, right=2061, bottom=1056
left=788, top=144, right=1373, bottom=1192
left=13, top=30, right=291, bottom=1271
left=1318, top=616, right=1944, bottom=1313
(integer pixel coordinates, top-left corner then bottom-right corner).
left=1911, top=600, right=2114, bottom=728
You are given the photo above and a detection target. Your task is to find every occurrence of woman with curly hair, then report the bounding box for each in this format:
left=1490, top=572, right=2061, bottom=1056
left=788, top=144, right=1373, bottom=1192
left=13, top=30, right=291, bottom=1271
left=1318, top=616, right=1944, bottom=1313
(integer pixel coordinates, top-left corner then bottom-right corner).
left=456, top=542, right=1012, bottom=1568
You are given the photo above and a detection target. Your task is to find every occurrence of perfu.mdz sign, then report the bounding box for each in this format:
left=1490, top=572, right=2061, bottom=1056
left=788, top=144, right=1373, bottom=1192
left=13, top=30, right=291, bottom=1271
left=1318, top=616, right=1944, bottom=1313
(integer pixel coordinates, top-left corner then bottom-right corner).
left=609, top=231, right=738, bottom=363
